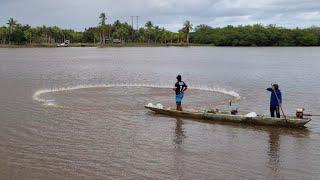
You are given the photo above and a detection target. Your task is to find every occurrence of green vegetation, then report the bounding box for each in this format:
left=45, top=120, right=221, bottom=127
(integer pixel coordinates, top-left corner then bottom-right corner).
left=182, top=20, right=193, bottom=44
left=191, top=24, right=320, bottom=46
left=1, top=13, right=320, bottom=47
left=0, top=13, right=185, bottom=47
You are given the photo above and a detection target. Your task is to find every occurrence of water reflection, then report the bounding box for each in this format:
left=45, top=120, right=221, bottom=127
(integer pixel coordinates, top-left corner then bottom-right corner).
left=173, top=118, right=185, bottom=146
left=170, top=115, right=311, bottom=178
left=267, top=130, right=280, bottom=178
left=173, top=118, right=186, bottom=179
left=265, top=127, right=310, bottom=178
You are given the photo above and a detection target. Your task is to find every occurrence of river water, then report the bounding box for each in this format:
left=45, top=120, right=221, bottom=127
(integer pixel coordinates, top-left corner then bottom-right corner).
left=0, top=47, right=319, bottom=179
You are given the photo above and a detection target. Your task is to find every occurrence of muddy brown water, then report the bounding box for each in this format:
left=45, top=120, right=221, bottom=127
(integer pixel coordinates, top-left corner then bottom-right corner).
left=0, top=47, right=319, bottom=179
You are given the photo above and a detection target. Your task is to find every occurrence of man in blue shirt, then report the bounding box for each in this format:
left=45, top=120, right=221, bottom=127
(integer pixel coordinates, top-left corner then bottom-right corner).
left=266, top=84, right=282, bottom=118
left=173, top=75, right=188, bottom=111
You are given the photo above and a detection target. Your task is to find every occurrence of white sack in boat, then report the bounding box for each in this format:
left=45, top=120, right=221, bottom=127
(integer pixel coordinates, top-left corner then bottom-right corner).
left=147, top=103, right=155, bottom=107
left=245, top=112, right=257, bottom=117
left=156, top=103, right=163, bottom=109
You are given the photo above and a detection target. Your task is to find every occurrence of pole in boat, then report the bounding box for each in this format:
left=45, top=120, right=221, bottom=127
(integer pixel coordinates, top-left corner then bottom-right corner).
left=272, top=84, right=286, bottom=119
left=304, top=114, right=320, bottom=117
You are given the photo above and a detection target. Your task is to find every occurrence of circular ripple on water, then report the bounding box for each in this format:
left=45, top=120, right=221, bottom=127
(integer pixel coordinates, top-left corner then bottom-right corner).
left=41, top=86, right=234, bottom=112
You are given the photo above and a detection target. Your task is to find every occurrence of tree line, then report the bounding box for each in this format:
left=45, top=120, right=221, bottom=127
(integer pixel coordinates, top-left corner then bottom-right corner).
left=1, top=13, right=320, bottom=46
left=191, top=24, right=320, bottom=46
left=0, top=13, right=192, bottom=46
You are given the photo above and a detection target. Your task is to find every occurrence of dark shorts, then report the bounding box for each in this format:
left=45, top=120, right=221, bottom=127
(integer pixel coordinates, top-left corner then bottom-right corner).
left=270, top=105, right=280, bottom=118
left=176, top=93, right=184, bottom=105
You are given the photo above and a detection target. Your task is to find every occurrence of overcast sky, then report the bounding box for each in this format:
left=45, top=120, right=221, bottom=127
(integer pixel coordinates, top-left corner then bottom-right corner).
left=1, top=0, right=320, bottom=31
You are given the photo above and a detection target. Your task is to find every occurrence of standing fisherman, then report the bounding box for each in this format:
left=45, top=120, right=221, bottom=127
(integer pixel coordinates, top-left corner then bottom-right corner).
left=173, top=75, right=188, bottom=111
left=267, top=84, right=282, bottom=118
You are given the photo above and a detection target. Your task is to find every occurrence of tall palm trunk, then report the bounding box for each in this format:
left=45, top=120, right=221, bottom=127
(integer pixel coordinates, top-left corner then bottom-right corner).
left=187, top=33, right=189, bottom=44
left=102, top=30, right=105, bottom=44
left=8, top=30, right=11, bottom=45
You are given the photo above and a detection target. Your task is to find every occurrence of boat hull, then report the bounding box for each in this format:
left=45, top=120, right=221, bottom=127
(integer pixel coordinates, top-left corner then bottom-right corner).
left=145, top=106, right=311, bottom=128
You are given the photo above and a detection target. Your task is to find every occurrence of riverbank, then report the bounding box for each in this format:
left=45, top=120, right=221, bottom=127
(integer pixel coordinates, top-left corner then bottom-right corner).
left=97, top=43, right=213, bottom=48
left=0, top=43, right=214, bottom=48
left=2, top=43, right=319, bottom=48
left=0, top=43, right=94, bottom=48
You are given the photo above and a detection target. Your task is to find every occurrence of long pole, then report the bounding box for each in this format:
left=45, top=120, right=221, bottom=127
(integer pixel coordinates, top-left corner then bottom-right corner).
left=305, top=114, right=320, bottom=117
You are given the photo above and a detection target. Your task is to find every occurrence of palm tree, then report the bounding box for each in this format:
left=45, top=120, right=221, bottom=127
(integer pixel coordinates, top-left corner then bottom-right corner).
left=0, top=27, right=8, bottom=44
left=6, top=18, right=17, bottom=44
left=41, top=25, right=49, bottom=44
left=182, top=20, right=193, bottom=44
left=24, top=28, right=33, bottom=44
left=119, top=25, right=129, bottom=42
left=145, top=21, right=153, bottom=44
left=154, top=26, right=161, bottom=44
left=99, top=13, right=106, bottom=26
left=114, top=20, right=121, bottom=28
left=145, top=21, right=153, bottom=29
left=99, top=13, right=107, bottom=44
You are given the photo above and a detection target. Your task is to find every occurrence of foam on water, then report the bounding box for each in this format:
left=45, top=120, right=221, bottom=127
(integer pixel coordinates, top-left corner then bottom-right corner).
left=33, top=83, right=241, bottom=106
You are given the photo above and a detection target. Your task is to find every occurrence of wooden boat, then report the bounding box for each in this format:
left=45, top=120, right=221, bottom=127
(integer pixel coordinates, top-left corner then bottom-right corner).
left=145, top=105, right=311, bottom=128
left=57, top=40, right=70, bottom=47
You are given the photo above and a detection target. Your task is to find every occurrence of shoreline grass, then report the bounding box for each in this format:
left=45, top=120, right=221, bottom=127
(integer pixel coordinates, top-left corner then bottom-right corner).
left=1, top=43, right=318, bottom=48
left=0, top=43, right=215, bottom=48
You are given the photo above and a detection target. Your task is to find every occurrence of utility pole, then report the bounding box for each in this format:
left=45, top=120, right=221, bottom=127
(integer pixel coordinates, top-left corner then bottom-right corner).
left=130, top=16, right=139, bottom=42
left=131, top=16, right=134, bottom=42
left=136, top=16, right=139, bottom=30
